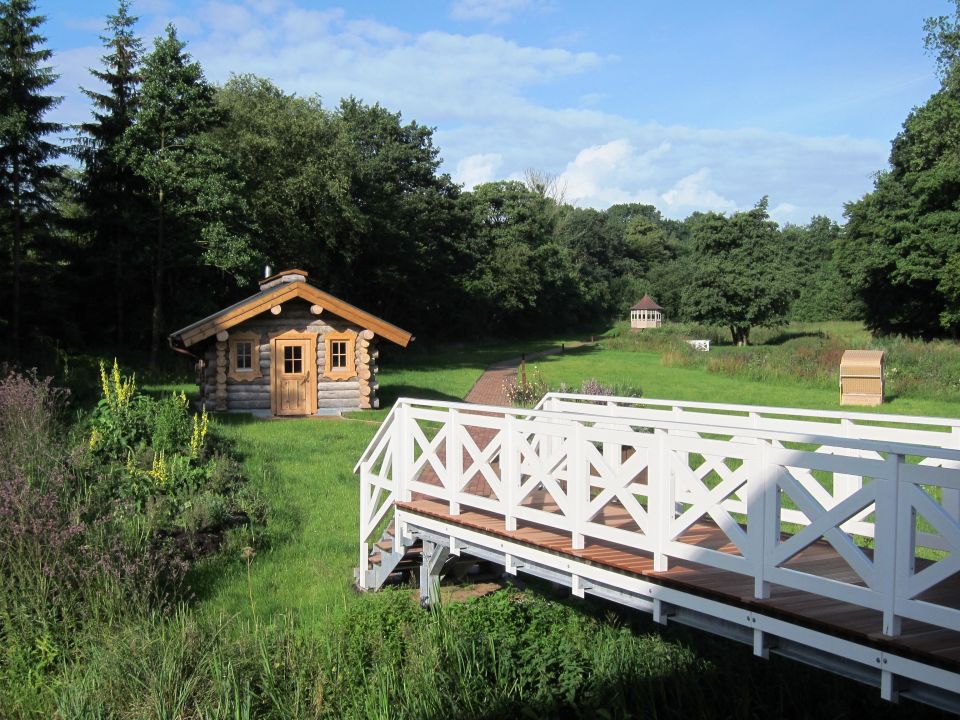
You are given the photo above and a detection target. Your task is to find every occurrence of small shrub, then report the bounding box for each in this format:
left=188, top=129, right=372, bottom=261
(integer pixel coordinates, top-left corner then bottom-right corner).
left=504, top=366, right=549, bottom=407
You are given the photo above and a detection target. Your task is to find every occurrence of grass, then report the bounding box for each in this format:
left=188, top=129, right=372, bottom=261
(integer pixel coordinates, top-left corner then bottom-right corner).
left=191, top=415, right=376, bottom=625
left=533, top=344, right=960, bottom=418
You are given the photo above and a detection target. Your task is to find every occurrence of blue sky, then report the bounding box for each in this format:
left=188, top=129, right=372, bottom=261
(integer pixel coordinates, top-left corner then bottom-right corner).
left=38, top=0, right=950, bottom=224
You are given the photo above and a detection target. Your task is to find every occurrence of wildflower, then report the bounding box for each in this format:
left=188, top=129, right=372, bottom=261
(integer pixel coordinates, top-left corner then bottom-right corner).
left=150, top=450, right=169, bottom=488
left=190, top=408, right=209, bottom=459
left=99, top=359, right=136, bottom=413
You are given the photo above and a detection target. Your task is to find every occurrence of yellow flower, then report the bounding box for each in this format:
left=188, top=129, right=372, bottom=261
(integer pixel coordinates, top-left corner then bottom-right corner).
left=88, top=429, right=102, bottom=450
left=190, top=408, right=209, bottom=458
left=150, top=450, right=169, bottom=487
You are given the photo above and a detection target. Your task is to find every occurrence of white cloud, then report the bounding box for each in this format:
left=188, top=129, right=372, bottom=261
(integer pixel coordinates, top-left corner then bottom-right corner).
left=455, top=153, right=503, bottom=188
left=47, top=1, right=889, bottom=223
left=661, top=169, right=735, bottom=212
left=449, top=0, right=536, bottom=24
left=770, top=202, right=799, bottom=223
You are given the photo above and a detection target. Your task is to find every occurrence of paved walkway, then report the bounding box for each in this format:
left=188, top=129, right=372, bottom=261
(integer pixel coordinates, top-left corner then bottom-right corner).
left=464, top=343, right=585, bottom=406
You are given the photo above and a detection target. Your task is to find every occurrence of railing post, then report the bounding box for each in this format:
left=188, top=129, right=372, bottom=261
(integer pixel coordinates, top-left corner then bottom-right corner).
left=879, top=452, right=904, bottom=637
left=572, top=422, right=586, bottom=550
left=504, top=415, right=518, bottom=531
left=448, top=408, right=462, bottom=515
left=749, top=438, right=774, bottom=599
left=833, top=419, right=859, bottom=507
left=359, top=459, right=371, bottom=589
left=395, top=402, right=411, bottom=503
left=651, top=428, right=672, bottom=571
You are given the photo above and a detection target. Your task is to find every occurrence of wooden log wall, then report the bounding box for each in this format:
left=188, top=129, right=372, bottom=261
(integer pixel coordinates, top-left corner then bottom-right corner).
left=231, top=301, right=374, bottom=412
left=195, top=301, right=387, bottom=413
left=357, top=330, right=379, bottom=409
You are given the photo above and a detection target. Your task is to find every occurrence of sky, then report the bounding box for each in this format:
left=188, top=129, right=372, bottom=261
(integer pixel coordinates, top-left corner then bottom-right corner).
left=37, top=0, right=953, bottom=225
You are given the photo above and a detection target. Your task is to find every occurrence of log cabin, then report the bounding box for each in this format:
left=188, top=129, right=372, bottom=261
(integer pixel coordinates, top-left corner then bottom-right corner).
left=168, top=269, right=413, bottom=415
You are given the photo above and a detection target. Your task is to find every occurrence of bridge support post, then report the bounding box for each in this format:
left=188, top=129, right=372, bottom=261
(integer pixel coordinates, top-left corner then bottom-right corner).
left=880, top=668, right=900, bottom=704
left=419, top=540, right=450, bottom=608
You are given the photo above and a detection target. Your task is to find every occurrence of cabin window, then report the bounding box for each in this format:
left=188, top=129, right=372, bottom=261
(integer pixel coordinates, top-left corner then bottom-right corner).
left=228, top=331, right=262, bottom=382
left=284, top=345, right=303, bottom=374
left=323, top=329, right=358, bottom=380
left=235, top=342, right=252, bottom=371
left=330, top=340, right=348, bottom=370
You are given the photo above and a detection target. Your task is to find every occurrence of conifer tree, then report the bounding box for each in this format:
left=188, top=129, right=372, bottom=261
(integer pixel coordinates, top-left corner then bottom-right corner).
left=124, top=25, right=248, bottom=366
left=75, top=0, right=144, bottom=349
left=0, top=0, right=62, bottom=359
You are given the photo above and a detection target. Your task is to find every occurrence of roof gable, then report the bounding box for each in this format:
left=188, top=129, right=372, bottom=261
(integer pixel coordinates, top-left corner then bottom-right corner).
left=169, top=279, right=413, bottom=348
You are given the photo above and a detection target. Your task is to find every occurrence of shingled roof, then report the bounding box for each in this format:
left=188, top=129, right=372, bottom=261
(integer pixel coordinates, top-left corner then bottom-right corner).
left=631, top=294, right=663, bottom=311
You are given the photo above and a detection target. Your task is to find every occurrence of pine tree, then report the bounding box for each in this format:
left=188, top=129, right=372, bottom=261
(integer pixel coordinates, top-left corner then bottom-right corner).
left=124, top=25, right=248, bottom=366
left=0, top=0, right=62, bottom=359
left=75, top=0, right=144, bottom=350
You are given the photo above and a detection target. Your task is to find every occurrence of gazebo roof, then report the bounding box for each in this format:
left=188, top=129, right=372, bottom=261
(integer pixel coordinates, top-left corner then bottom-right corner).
left=631, top=294, right=663, bottom=311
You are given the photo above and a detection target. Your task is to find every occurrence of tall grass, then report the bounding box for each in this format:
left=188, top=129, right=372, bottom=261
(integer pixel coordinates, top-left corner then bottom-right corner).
left=47, top=588, right=942, bottom=719
left=609, top=321, right=960, bottom=401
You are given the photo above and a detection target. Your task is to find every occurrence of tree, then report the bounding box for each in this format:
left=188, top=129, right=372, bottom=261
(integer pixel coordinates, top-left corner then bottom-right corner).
left=0, top=0, right=61, bottom=359
left=463, top=180, right=580, bottom=333
left=123, top=25, right=248, bottom=365
left=683, top=199, right=793, bottom=345
left=840, top=2, right=960, bottom=338
left=74, top=0, right=144, bottom=349
left=782, top=216, right=858, bottom=322
left=211, top=75, right=347, bottom=284
left=332, top=97, right=467, bottom=331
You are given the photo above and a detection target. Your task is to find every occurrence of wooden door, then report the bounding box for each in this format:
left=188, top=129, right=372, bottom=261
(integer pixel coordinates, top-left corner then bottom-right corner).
left=271, top=334, right=317, bottom=416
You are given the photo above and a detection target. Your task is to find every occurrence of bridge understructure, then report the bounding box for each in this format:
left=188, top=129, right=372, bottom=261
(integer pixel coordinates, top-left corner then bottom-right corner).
left=355, top=394, right=960, bottom=713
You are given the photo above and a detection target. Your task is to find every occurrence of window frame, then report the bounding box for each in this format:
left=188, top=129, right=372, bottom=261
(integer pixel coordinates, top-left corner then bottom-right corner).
left=228, top=331, right=262, bottom=382
left=323, top=329, right=357, bottom=380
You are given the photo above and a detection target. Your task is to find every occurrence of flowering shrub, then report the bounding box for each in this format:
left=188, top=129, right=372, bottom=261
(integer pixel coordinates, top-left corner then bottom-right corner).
left=557, top=378, right=642, bottom=399
left=88, top=360, right=215, bottom=503
left=504, top=366, right=549, bottom=407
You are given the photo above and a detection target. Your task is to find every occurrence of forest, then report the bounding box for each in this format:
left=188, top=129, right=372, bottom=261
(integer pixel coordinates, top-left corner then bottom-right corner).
left=5, top=0, right=959, bottom=373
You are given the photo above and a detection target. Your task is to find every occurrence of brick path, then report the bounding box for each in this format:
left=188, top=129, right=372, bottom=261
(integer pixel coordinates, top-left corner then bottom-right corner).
left=464, top=343, right=585, bottom=406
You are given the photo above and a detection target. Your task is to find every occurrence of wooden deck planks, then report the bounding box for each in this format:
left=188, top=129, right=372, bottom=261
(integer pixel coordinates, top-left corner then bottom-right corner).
left=397, top=497, right=960, bottom=672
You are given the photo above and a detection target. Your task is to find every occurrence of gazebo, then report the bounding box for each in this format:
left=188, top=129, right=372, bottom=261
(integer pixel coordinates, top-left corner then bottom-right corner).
left=630, top=294, right=663, bottom=330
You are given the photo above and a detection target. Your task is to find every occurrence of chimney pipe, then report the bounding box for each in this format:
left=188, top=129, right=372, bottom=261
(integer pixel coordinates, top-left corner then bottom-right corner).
left=264, top=264, right=272, bottom=278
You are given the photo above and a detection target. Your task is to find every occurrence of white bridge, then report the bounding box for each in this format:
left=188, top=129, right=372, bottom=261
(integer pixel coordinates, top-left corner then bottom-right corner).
left=355, top=393, right=960, bottom=713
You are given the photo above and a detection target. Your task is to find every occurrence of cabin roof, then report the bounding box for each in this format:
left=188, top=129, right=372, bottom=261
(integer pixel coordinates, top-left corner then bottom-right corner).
left=168, top=275, right=413, bottom=349
left=631, top=294, right=663, bottom=311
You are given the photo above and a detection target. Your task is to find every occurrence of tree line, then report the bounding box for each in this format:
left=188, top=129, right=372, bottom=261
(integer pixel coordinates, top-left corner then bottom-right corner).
left=1, top=0, right=956, bottom=367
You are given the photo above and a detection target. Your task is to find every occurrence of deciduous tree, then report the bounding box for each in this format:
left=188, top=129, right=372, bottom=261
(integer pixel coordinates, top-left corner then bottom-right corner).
left=683, top=199, right=793, bottom=345
left=841, top=1, right=960, bottom=338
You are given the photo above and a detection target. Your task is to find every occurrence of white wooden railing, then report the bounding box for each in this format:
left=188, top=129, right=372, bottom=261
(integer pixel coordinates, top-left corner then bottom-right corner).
left=356, top=397, right=960, bottom=637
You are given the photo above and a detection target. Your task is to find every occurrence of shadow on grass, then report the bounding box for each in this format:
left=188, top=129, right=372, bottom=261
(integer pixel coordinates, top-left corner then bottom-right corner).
left=379, top=384, right=467, bottom=406
left=756, top=329, right=826, bottom=346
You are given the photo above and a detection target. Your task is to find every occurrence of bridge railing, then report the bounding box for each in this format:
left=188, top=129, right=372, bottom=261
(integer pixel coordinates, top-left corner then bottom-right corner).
left=356, top=397, right=960, bottom=636
left=537, top=392, right=960, bottom=544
